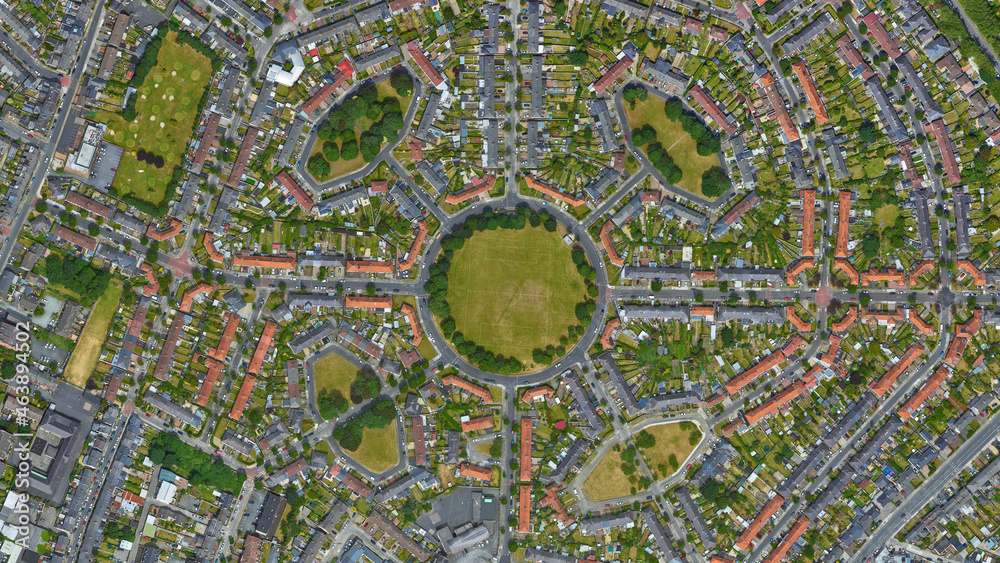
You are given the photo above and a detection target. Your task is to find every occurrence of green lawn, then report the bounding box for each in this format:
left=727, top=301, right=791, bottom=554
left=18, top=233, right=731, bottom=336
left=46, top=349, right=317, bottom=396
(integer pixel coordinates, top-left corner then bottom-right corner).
left=638, top=422, right=703, bottom=480
left=314, top=353, right=359, bottom=399
left=446, top=225, right=586, bottom=369
left=624, top=97, right=720, bottom=197
left=874, top=204, right=899, bottom=232
left=64, top=281, right=123, bottom=388
left=347, top=419, right=399, bottom=473
left=583, top=448, right=645, bottom=501
left=97, top=31, right=212, bottom=205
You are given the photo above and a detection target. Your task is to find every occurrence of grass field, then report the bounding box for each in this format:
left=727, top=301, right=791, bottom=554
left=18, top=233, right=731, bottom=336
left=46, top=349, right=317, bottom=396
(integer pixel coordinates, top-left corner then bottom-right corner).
left=447, top=225, right=586, bottom=368
left=64, top=281, right=123, bottom=387
left=348, top=419, right=399, bottom=473
left=639, top=422, right=703, bottom=480
left=874, top=204, right=899, bottom=232
left=583, top=448, right=645, bottom=501
left=97, top=31, right=212, bottom=205
left=313, top=353, right=358, bottom=399
left=624, top=97, right=720, bottom=197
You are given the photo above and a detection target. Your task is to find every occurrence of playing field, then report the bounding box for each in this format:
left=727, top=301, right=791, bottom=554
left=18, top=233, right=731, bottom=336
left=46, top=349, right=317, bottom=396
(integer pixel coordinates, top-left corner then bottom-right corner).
left=348, top=419, right=400, bottom=473
left=447, top=225, right=586, bottom=368
left=97, top=30, right=213, bottom=205
left=624, top=97, right=720, bottom=197
left=583, top=448, right=645, bottom=501
left=313, top=353, right=358, bottom=399
left=638, top=422, right=703, bottom=480
left=64, top=281, right=123, bottom=388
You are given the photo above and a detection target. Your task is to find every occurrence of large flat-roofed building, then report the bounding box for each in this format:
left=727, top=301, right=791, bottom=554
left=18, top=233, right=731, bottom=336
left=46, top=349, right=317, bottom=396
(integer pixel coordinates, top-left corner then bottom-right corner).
left=26, top=385, right=98, bottom=503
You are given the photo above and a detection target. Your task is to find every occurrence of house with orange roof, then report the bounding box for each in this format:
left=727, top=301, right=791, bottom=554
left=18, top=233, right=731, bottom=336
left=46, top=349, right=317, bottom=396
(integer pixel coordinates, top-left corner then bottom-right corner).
left=758, top=72, right=799, bottom=142
left=230, top=374, right=257, bottom=420
left=140, top=263, right=159, bottom=296
left=518, top=485, right=531, bottom=532
left=725, top=349, right=785, bottom=395
left=786, top=258, right=814, bottom=285
left=601, top=318, right=621, bottom=349
left=870, top=342, right=924, bottom=397
left=743, top=381, right=806, bottom=425
left=520, top=418, right=533, bottom=481
left=959, top=308, right=983, bottom=337
left=204, top=232, right=225, bottom=263
left=818, top=335, right=843, bottom=366
left=408, top=137, right=423, bottom=161
left=945, top=335, right=969, bottom=366
left=461, top=415, right=494, bottom=433
left=831, top=305, right=858, bottom=333
left=735, top=494, right=785, bottom=551
left=525, top=175, right=585, bottom=206
left=398, top=220, right=428, bottom=271
left=791, top=62, right=829, bottom=124
left=521, top=386, right=554, bottom=404
left=211, top=313, right=240, bottom=361
left=346, top=260, right=395, bottom=274
left=735, top=494, right=785, bottom=550
left=459, top=463, right=492, bottom=482
left=711, top=556, right=737, bottom=563
left=234, top=252, right=297, bottom=271
left=692, top=270, right=716, bottom=281
left=445, top=175, right=496, bottom=204
left=180, top=283, right=215, bottom=313
left=835, top=191, right=852, bottom=258
left=197, top=358, right=223, bottom=406
left=276, top=171, right=314, bottom=213
left=909, top=311, right=936, bottom=334
left=248, top=321, right=277, bottom=375
left=345, top=296, right=392, bottom=311
left=600, top=220, right=624, bottom=267
left=762, top=515, right=810, bottom=563
left=400, top=303, right=423, bottom=346
left=898, top=366, right=950, bottom=419
left=910, top=260, right=934, bottom=280
left=691, top=305, right=715, bottom=320
left=800, top=189, right=815, bottom=256
left=861, top=268, right=907, bottom=287
left=957, top=260, right=987, bottom=286
left=443, top=375, right=492, bottom=402
left=861, top=307, right=905, bottom=326
left=833, top=258, right=860, bottom=285
left=146, top=217, right=183, bottom=241
left=540, top=483, right=575, bottom=529
left=781, top=335, right=805, bottom=356
left=786, top=306, right=811, bottom=331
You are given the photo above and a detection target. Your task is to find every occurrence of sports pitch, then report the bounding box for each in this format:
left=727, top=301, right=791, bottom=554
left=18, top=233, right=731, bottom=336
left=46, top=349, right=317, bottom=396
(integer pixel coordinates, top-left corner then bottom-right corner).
left=97, top=31, right=213, bottom=205
left=447, top=225, right=585, bottom=367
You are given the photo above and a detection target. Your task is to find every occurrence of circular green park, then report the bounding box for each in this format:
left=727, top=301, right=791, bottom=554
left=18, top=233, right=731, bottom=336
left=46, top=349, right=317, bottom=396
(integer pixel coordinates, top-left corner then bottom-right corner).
left=425, top=208, right=600, bottom=374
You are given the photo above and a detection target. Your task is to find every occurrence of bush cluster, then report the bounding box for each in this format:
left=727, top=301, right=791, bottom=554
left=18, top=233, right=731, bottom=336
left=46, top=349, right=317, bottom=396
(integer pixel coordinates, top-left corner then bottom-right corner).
left=148, top=433, right=246, bottom=493
left=333, top=398, right=397, bottom=451
left=45, top=255, right=111, bottom=303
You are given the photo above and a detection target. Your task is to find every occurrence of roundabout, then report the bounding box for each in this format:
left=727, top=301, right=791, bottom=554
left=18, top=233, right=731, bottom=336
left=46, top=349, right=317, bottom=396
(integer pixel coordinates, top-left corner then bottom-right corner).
left=416, top=199, right=610, bottom=382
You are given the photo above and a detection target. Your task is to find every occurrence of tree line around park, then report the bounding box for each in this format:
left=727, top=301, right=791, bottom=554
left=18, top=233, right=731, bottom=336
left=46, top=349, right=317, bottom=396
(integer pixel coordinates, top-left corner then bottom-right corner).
left=148, top=432, right=246, bottom=494
left=626, top=87, right=732, bottom=198
left=45, top=255, right=111, bottom=304
left=307, top=77, right=412, bottom=179
left=333, top=397, right=397, bottom=452
left=426, top=207, right=598, bottom=372
left=316, top=368, right=382, bottom=420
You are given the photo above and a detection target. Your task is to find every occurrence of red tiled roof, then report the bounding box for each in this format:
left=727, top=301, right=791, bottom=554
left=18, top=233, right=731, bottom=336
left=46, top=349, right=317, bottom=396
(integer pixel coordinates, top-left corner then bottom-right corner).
left=744, top=381, right=806, bottom=425
left=726, top=349, right=784, bottom=395
left=204, top=232, right=225, bottom=263
left=600, top=220, right=623, bottom=266
left=518, top=484, right=531, bottom=533
left=146, top=217, right=183, bottom=241
left=930, top=119, right=961, bottom=184
left=345, top=295, right=392, bottom=310
left=398, top=220, right=428, bottom=271
left=301, top=83, right=336, bottom=116
left=956, top=259, right=987, bottom=286
left=227, top=127, right=259, bottom=188
left=601, top=318, right=621, bottom=349
left=194, top=113, right=221, bottom=166
left=234, top=252, right=297, bottom=270
left=592, top=55, right=633, bottom=94
left=459, top=462, right=492, bottom=481
left=407, top=41, right=444, bottom=87
left=248, top=321, right=277, bottom=375
left=786, top=258, right=814, bottom=285
left=910, top=312, right=936, bottom=334
left=540, top=483, right=575, bottom=528
left=862, top=13, right=902, bottom=60
left=520, top=417, right=533, bottom=481
left=898, top=366, right=950, bottom=419
left=526, top=175, right=585, bottom=206
left=443, top=375, right=492, bottom=402
left=180, top=283, right=215, bottom=313
left=786, top=306, right=812, bottom=333
left=690, top=84, right=736, bottom=135
left=152, top=315, right=185, bottom=380
left=346, top=260, right=395, bottom=274
left=836, top=34, right=874, bottom=79
left=52, top=224, right=98, bottom=252
left=197, top=357, right=222, bottom=406
left=400, top=303, right=423, bottom=346
left=461, top=415, right=494, bottom=432
left=759, top=73, right=799, bottom=141
left=521, top=386, right=554, bottom=404
left=801, top=189, right=815, bottom=256
left=276, top=171, right=314, bottom=212
left=870, top=342, right=924, bottom=397
left=791, top=62, right=829, bottom=124
left=66, top=191, right=113, bottom=219
left=140, top=263, right=160, bottom=297
left=818, top=334, right=843, bottom=367
left=833, top=258, right=860, bottom=286
left=762, top=515, right=811, bottom=563
left=910, top=260, right=934, bottom=280
left=735, top=494, right=785, bottom=550
left=230, top=374, right=257, bottom=420
left=445, top=175, right=496, bottom=204
left=831, top=305, right=858, bottom=333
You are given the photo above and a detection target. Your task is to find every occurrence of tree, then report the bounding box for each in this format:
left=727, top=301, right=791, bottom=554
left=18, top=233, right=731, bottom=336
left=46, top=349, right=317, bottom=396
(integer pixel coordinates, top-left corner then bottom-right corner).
left=651, top=280, right=663, bottom=292
left=568, top=50, right=588, bottom=66
left=862, top=234, right=880, bottom=258
left=341, top=139, right=359, bottom=160
left=635, top=430, right=656, bottom=449
left=859, top=293, right=871, bottom=307
left=701, top=167, right=731, bottom=198
left=390, top=73, right=413, bottom=97
left=323, top=142, right=340, bottom=162
left=664, top=99, right=684, bottom=121
left=858, top=121, right=879, bottom=144
left=307, top=155, right=330, bottom=179
left=623, top=84, right=648, bottom=104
